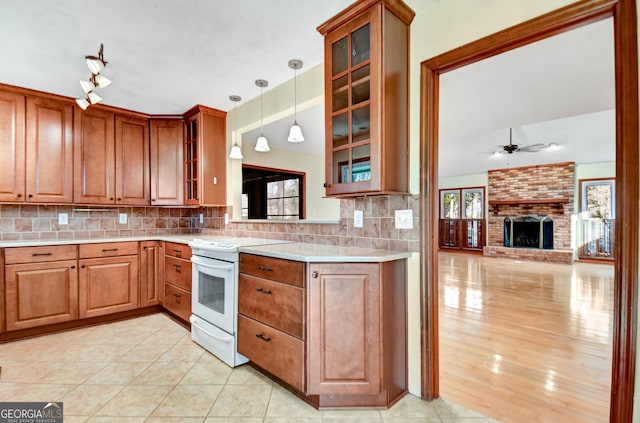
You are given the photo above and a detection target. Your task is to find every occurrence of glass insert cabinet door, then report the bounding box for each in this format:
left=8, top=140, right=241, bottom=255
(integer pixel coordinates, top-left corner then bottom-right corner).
left=324, top=9, right=380, bottom=195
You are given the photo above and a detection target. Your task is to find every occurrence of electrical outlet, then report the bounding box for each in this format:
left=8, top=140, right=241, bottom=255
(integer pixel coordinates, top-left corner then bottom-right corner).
left=354, top=210, right=363, bottom=228
left=199, top=213, right=204, bottom=224
left=395, top=209, right=413, bottom=229
left=58, top=213, right=68, bottom=225
left=119, top=213, right=127, bottom=224
left=224, top=213, right=229, bottom=225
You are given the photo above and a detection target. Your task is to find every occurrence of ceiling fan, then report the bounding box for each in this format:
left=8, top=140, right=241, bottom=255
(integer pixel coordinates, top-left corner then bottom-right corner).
left=496, top=127, right=548, bottom=155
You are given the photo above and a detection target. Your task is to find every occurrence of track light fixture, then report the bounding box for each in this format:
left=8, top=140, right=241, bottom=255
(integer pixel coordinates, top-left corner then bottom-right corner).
left=75, top=43, right=111, bottom=110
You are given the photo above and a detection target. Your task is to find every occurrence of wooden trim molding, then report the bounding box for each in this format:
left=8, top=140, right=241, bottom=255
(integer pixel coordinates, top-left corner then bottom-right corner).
left=419, top=1, right=638, bottom=421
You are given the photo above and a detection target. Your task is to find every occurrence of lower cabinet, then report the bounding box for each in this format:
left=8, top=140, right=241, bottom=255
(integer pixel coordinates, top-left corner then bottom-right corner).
left=237, top=253, right=407, bottom=409
left=140, top=240, right=163, bottom=307
left=78, top=242, right=139, bottom=319
left=4, top=245, right=78, bottom=331
left=163, top=241, right=192, bottom=322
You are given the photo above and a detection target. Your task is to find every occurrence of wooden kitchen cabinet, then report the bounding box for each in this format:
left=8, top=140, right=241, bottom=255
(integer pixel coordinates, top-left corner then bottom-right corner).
left=182, top=105, right=227, bottom=206
left=317, top=0, right=414, bottom=197
left=0, top=90, right=25, bottom=202
left=78, top=242, right=139, bottom=318
left=238, top=254, right=306, bottom=392
left=75, top=108, right=150, bottom=205
left=115, top=115, right=150, bottom=205
left=307, top=260, right=407, bottom=407
left=26, top=96, right=74, bottom=203
left=140, top=240, right=163, bottom=307
left=163, top=241, right=192, bottom=322
left=150, top=119, right=184, bottom=205
left=4, top=245, right=79, bottom=331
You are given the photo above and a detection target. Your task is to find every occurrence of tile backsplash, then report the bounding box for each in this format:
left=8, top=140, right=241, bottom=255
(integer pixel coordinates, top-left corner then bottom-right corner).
left=0, top=195, right=419, bottom=252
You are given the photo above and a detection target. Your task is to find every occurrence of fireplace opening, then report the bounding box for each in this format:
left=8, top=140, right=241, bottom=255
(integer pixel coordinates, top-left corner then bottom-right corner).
left=504, top=215, right=553, bottom=249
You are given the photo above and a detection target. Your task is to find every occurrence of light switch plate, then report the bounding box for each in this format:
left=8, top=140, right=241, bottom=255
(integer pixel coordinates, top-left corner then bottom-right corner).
left=224, top=213, right=229, bottom=225
left=395, top=209, right=413, bottom=229
left=58, top=213, right=68, bottom=225
left=119, top=213, right=127, bottom=224
left=354, top=210, right=363, bottom=228
left=199, top=213, right=204, bottom=224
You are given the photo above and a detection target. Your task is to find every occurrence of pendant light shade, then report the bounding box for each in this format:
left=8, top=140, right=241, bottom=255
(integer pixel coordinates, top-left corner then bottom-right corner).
left=228, top=95, right=244, bottom=160
left=75, top=97, right=90, bottom=110
left=287, top=59, right=305, bottom=143
left=87, top=91, right=102, bottom=105
left=94, top=73, right=111, bottom=88
left=85, top=43, right=108, bottom=75
left=79, top=79, right=95, bottom=94
left=255, top=79, right=270, bottom=152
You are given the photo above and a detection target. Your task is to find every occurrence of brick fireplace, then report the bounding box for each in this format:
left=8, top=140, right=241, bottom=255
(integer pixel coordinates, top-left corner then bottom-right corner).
left=483, top=161, right=575, bottom=264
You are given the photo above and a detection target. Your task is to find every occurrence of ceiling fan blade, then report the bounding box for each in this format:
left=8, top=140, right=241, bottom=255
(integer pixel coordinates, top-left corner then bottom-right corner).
left=517, top=143, right=547, bottom=152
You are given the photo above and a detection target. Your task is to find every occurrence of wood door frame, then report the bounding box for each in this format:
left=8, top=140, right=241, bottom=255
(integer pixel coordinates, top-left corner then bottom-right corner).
left=419, top=0, right=638, bottom=421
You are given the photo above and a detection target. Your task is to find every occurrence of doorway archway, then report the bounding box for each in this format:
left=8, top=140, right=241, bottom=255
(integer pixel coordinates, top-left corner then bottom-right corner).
left=419, top=0, right=638, bottom=421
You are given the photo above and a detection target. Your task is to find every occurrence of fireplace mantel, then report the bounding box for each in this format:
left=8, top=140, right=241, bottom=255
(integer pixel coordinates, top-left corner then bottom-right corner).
left=489, top=197, right=570, bottom=213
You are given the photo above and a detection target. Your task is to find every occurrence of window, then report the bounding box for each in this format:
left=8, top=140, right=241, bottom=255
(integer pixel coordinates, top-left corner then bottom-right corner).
left=242, top=166, right=304, bottom=220
left=440, top=190, right=460, bottom=219
left=462, top=188, right=484, bottom=219
left=580, top=178, right=615, bottom=218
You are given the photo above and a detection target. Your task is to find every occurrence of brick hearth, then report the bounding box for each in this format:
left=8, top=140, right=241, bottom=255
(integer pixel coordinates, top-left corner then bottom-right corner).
left=484, top=162, right=575, bottom=263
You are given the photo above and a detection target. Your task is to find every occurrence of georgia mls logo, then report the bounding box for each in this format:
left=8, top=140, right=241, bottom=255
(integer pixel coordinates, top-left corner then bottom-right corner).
left=0, top=402, right=63, bottom=423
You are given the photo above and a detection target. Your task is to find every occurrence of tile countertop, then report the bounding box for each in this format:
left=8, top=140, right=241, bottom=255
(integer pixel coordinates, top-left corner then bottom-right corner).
left=239, top=242, right=412, bottom=263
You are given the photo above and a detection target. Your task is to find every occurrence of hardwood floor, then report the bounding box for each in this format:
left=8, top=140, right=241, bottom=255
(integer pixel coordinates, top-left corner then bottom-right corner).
left=438, top=251, right=613, bottom=423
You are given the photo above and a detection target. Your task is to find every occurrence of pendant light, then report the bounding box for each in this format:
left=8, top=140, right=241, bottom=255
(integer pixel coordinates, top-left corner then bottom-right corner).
left=228, top=95, right=243, bottom=160
left=254, top=79, right=270, bottom=152
left=75, top=43, right=111, bottom=110
left=287, top=59, right=305, bottom=143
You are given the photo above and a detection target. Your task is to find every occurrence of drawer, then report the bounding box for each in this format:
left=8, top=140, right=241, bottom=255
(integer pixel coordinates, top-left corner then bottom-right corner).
left=239, top=254, right=304, bottom=287
left=239, top=274, right=304, bottom=339
left=164, top=256, right=191, bottom=291
left=5, top=244, right=77, bottom=264
left=79, top=241, right=139, bottom=258
left=164, top=283, right=191, bottom=322
left=238, top=315, right=304, bottom=391
left=165, top=242, right=192, bottom=259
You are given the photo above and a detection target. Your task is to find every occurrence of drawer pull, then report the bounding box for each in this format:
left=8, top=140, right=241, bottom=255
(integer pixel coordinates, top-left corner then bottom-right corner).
left=173, top=249, right=183, bottom=253
left=312, top=271, right=318, bottom=278
left=255, top=333, right=271, bottom=342
left=257, top=265, right=273, bottom=272
left=102, top=248, right=119, bottom=252
left=32, top=252, right=53, bottom=257
left=173, top=293, right=182, bottom=298
left=172, top=263, right=182, bottom=269
left=256, top=287, right=272, bottom=295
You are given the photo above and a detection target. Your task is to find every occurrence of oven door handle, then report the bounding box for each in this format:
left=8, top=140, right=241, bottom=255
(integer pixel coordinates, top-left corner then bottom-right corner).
left=191, top=256, right=235, bottom=272
left=190, top=317, right=234, bottom=343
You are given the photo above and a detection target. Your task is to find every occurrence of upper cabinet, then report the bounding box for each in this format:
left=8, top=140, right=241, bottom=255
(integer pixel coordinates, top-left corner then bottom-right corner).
left=318, top=0, right=414, bottom=197
left=0, top=90, right=26, bottom=202
left=150, top=119, right=184, bottom=206
left=183, top=105, right=227, bottom=206
left=74, top=108, right=150, bottom=205
left=0, top=91, right=73, bottom=203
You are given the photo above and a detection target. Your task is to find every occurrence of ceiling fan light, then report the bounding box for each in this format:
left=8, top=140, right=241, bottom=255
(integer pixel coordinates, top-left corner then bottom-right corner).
left=75, top=97, right=90, bottom=110
left=255, top=135, right=270, bottom=152
left=87, top=91, right=102, bottom=105
left=229, top=143, right=243, bottom=160
left=79, top=79, right=95, bottom=93
left=287, top=122, right=305, bottom=143
left=85, top=57, right=105, bottom=74
left=94, top=73, right=111, bottom=88
left=547, top=142, right=560, bottom=150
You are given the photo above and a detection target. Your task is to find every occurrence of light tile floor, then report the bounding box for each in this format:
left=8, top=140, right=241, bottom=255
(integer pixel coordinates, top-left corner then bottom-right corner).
left=0, top=313, right=496, bottom=422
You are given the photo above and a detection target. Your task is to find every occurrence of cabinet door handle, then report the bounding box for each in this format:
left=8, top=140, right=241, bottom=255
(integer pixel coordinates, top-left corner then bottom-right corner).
left=255, top=333, right=271, bottom=342
left=110, top=197, right=114, bottom=201
left=32, top=252, right=53, bottom=257
left=323, top=182, right=329, bottom=188
left=117, top=197, right=122, bottom=201
left=152, top=198, right=156, bottom=202
left=28, top=194, right=33, bottom=198
left=312, top=271, right=318, bottom=278
left=70, top=265, right=76, bottom=269
left=256, top=287, right=272, bottom=295
left=143, top=246, right=148, bottom=250
left=173, top=293, right=182, bottom=298
left=81, top=265, right=86, bottom=269
left=17, top=193, right=22, bottom=198
left=257, top=265, right=273, bottom=272
left=102, top=248, right=119, bottom=252
left=172, top=263, right=182, bottom=268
